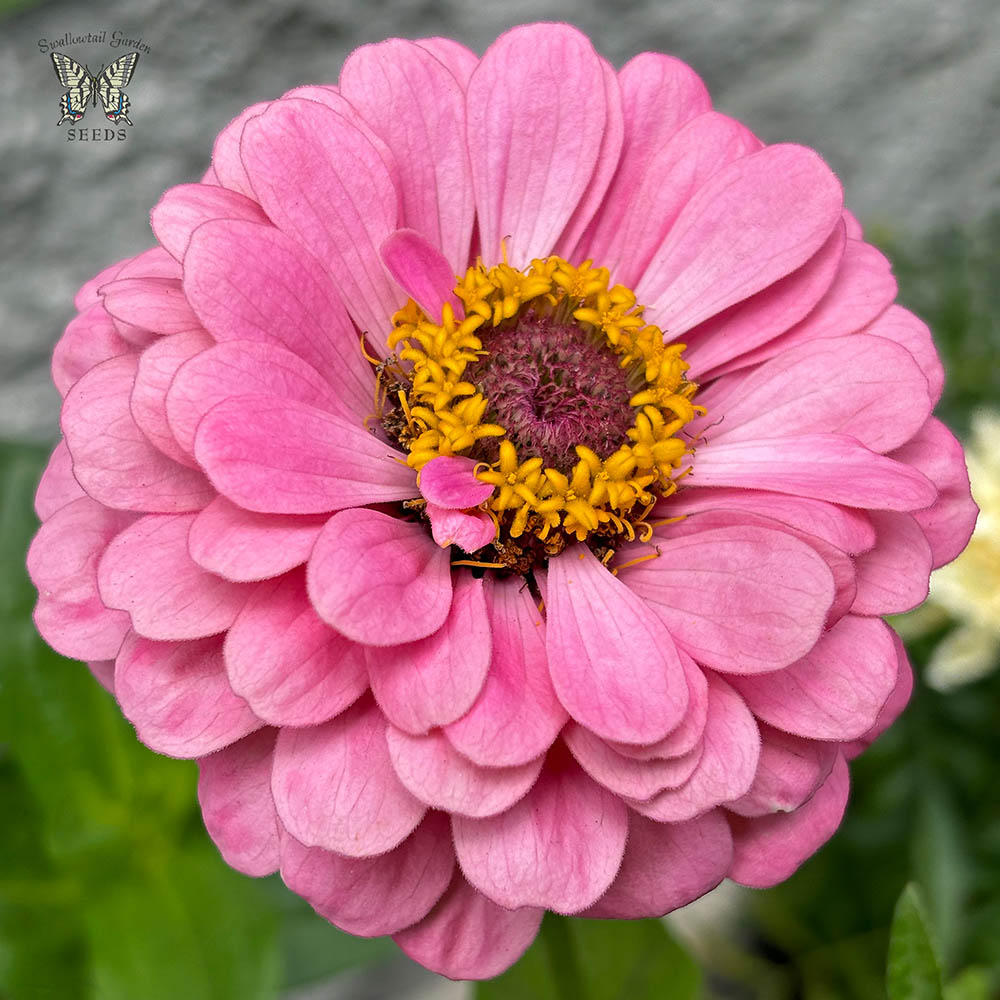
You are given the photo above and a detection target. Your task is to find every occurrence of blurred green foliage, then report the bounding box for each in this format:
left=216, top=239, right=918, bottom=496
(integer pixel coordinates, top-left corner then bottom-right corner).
left=478, top=913, right=700, bottom=1000
left=0, top=0, right=41, bottom=16
left=0, top=444, right=393, bottom=999
left=1, top=214, right=998, bottom=998
left=875, top=216, right=1000, bottom=437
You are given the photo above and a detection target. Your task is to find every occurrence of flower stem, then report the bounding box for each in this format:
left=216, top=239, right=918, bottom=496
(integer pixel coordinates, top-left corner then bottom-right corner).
left=540, top=913, right=588, bottom=1000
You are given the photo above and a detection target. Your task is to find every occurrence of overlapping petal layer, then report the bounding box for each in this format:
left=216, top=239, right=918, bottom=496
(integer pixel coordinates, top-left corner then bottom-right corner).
left=31, top=22, right=975, bottom=982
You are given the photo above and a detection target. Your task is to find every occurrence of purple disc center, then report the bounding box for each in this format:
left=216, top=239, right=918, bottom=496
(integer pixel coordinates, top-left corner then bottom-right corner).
left=469, top=309, right=636, bottom=471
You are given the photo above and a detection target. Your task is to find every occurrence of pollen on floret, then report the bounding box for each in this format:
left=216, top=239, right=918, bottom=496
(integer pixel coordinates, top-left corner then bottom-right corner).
left=372, top=256, right=703, bottom=574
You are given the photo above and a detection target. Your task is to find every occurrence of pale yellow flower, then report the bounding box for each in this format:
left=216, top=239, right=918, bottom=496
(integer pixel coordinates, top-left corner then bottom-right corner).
left=925, top=410, right=1000, bottom=689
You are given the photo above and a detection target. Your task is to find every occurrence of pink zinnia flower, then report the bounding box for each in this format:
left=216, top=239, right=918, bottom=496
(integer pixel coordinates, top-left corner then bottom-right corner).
left=28, top=23, right=977, bottom=980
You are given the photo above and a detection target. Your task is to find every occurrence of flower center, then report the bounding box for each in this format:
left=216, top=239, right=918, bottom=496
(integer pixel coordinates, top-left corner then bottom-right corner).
left=374, top=256, right=703, bottom=574
left=469, top=310, right=637, bottom=471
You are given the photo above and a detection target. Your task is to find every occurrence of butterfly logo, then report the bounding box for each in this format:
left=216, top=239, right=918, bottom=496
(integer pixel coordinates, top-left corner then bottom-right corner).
left=51, top=51, right=140, bottom=126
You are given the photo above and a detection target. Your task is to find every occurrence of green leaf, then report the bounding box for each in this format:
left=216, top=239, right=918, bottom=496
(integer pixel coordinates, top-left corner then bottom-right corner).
left=887, top=884, right=944, bottom=1000
left=944, top=967, right=993, bottom=1000
left=477, top=915, right=700, bottom=1000
left=84, top=844, right=280, bottom=1000
left=911, top=776, right=968, bottom=971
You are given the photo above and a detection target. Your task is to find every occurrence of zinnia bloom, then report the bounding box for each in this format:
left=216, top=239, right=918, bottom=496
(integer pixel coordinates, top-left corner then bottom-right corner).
left=28, top=23, right=977, bottom=980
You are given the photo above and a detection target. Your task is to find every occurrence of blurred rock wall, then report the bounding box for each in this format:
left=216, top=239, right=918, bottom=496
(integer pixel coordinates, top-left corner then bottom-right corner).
left=1, top=0, right=997, bottom=443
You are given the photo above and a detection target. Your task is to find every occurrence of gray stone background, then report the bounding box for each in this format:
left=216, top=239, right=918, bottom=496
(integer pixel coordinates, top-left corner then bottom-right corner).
left=0, top=0, right=997, bottom=994
left=2, top=0, right=999, bottom=445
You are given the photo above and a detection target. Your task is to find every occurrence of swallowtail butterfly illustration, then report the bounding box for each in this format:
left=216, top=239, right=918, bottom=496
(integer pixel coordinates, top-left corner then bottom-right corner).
left=51, top=51, right=140, bottom=126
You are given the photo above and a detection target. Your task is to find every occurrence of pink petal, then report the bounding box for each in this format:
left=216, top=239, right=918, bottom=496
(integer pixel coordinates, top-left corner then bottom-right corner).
left=419, top=455, right=494, bottom=509
left=194, top=394, right=417, bottom=515
left=394, top=874, right=543, bottom=981
left=115, top=632, right=261, bottom=758
left=709, top=334, right=932, bottom=454
left=426, top=504, right=497, bottom=552
left=241, top=98, right=402, bottom=338
left=649, top=508, right=857, bottom=630
left=583, top=809, right=733, bottom=919
left=622, top=524, right=834, bottom=674
left=101, top=276, right=202, bottom=335
left=564, top=724, right=703, bottom=800
left=691, top=433, right=937, bottom=511
left=165, top=339, right=342, bottom=455
left=151, top=183, right=269, bottom=261
left=417, top=36, right=479, bottom=82
left=890, top=418, right=978, bottom=568
left=554, top=59, right=625, bottom=258
left=466, top=24, right=608, bottom=264
left=864, top=305, right=944, bottom=406
left=28, top=497, right=134, bottom=661
left=728, top=753, right=850, bottom=888
left=607, top=650, right=709, bottom=760
left=212, top=101, right=270, bottom=197
left=188, top=497, right=326, bottom=582
left=637, top=144, right=843, bottom=334
left=75, top=258, right=125, bottom=310
left=585, top=111, right=759, bottom=289
left=280, top=811, right=455, bottom=937
left=844, top=631, right=914, bottom=758
left=34, top=440, right=86, bottom=520
left=380, top=230, right=460, bottom=321
left=52, top=302, right=131, bottom=397
left=682, top=223, right=846, bottom=378
left=106, top=318, right=158, bottom=349
left=546, top=545, right=689, bottom=743
left=628, top=673, right=760, bottom=822
left=98, top=513, right=250, bottom=641
left=573, top=50, right=711, bottom=264
left=444, top=576, right=567, bottom=768
left=415, top=37, right=478, bottom=85
left=88, top=659, right=116, bottom=693
left=386, top=726, right=543, bottom=818
left=453, top=751, right=628, bottom=912
left=308, top=509, right=452, bottom=646
left=340, top=41, right=474, bottom=273
left=271, top=697, right=426, bottom=857
left=130, top=330, right=214, bottom=467
left=851, top=511, right=933, bottom=614
left=224, top=571, right=367, bottom=727
left=728, top=615, right=899, bottom=741
left=182, top=219, right=375, bottom=421
left=843, top=209, right=864, bottom=239
left=665, top=487, right=876, bottom=554
left=197, top=728, right=280, bottom=876
left=726, top=725, right=838, bottom=818
left=366, top=572, right=489, bottom=734
left=114, top=246, right=183, bottom=282
left=709, top=237, right=898, bottom=376
left=278, top=87, right=402, bottom=199
left=61, top=356, right=214, bottom=513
